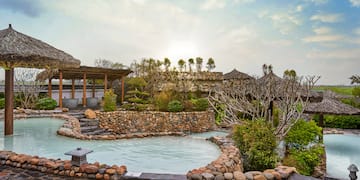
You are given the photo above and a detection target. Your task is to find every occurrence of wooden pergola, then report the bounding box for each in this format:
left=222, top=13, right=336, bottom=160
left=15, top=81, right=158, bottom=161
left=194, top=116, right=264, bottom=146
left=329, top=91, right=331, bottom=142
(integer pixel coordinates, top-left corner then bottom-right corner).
left=38, top=66, right=132, bottom=108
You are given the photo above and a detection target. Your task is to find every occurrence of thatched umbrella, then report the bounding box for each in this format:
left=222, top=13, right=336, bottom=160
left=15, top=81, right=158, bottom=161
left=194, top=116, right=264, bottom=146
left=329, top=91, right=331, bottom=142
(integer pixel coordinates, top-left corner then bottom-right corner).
left=304, top=98, right=360, bottom=141
left=0, top=24, right=81, bottom=135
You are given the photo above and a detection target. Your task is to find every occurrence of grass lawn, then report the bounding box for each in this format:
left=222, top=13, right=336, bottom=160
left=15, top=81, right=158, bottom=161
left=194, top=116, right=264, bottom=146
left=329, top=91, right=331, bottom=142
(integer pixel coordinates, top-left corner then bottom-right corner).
left=313, top=86, right=354, bottom=96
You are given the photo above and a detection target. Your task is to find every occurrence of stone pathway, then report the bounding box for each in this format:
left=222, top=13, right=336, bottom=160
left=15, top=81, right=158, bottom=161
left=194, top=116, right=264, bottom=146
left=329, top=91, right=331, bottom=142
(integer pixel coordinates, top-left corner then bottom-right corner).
left=0, top=165, right=87, bottom=180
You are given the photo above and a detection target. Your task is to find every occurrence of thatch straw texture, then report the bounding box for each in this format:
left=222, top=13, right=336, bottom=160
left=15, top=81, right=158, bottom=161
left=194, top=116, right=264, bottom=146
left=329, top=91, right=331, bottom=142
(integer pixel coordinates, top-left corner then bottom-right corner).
left=0, top=24, right=80, bottom=69
left=224, top=69, right=254, bottom=80
left=305, top=98, right=360, bottom=115
left=257, top=72, right=283, bottom=85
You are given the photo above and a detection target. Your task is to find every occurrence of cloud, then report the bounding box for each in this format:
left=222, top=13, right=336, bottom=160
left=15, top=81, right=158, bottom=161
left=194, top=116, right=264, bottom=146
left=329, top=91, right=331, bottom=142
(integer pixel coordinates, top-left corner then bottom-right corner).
left=270, top=13, right=302, bottom=34
left=233, top=0, right=256, bottom=3
left=306, top=49, right=360, bottom=59
left=302, top=35, right=344, bottom=43
left=200, top=0, right=226, bottom=10
left=226, top=27, right=257, bottom=43
left=349, top=0, right=360, bottom=7
left=310, top=13, right=343, bottom=23
left=313, top=27, right=332, bottom=34
left=0, top=0, right=44, bottom=17
left=303, top=0, right=328, bottom=5
left=354, top=28, right=360, bottom=35
left=296, top=5, right=303, bottom=12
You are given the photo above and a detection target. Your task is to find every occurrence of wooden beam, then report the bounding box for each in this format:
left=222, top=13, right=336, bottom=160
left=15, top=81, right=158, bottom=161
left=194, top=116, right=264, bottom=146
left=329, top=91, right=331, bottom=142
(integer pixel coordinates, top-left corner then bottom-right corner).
left=104, top=73, right=108, bottom=95
left=4, top=68, right=14, bottom=135
left=48, top=78, right=52, bottom=98
left=121, top=76, right=125, bottom=103
left=59, top=70, right=63, bottom=108
left=83, top=73, right=87, bottom=107
left=71, top=79, right=75, bottom=99
left=92, top=79, right=96, bottom=98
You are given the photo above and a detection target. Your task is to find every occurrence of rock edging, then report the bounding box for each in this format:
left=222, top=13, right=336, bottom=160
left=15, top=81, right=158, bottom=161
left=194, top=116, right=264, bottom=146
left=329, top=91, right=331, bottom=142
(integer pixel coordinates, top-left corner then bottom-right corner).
left=0, top=151, right=127, bottom=179
left=187, top=136, right=299, bottom=180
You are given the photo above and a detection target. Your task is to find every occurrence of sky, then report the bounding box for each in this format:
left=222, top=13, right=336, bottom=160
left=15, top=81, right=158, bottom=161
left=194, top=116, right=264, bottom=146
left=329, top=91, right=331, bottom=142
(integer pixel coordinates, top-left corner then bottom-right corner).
left=0, top=0, right=359, bottom=85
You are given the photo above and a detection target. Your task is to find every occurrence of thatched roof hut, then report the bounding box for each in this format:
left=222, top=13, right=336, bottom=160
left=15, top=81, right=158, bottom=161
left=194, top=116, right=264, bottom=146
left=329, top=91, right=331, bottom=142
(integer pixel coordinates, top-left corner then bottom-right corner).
left=0, top=24, right=81, bottom=136
left=224, top=69, right=254, bottom=80
left=305, top=98, right=360, bottom=115
left=257, top=72, right=283, bottom=85
left=0, top=24, right=80, bottom=68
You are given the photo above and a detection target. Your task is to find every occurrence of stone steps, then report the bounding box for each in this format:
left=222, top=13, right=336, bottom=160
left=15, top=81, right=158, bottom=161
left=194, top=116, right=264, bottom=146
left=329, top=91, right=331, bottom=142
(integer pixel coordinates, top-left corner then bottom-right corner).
left=80, top=126, right=99, bottom=133
left=80, top=121, right=99, bottom=126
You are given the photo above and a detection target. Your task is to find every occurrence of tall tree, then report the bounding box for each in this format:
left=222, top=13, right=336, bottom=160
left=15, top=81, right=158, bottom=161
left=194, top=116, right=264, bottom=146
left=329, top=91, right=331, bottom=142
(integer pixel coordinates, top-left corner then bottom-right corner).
left=164, top=58, right=171, bottom=71
left=188, top=58, right=194, bottom=72
left=195, top=57, right=203, bottom=72
left=206, top=57, right=216, bottom=72
left=178, top=59, right=186, bottom=72
left=350, top=75, right=360, bottom=84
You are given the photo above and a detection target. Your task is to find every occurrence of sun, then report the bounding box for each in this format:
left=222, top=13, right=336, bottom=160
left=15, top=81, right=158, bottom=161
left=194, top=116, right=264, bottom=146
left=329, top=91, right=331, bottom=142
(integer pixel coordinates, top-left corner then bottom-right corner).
left=165, top=41, right=199, bottom=61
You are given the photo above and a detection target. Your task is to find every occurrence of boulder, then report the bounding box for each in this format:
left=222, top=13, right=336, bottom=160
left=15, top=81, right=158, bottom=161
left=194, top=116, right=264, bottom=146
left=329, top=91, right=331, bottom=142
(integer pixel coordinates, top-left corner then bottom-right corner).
left=85, top=109, right=96, bottom=119
left=191, top=174, right=202, bottom=180
left=234, top=171, right=246, bottom=180
left=84, top=165, right=99, bottom=174
left=202, top=172, right=215, bottom=180
left=224, top=173, right=233, bottom=180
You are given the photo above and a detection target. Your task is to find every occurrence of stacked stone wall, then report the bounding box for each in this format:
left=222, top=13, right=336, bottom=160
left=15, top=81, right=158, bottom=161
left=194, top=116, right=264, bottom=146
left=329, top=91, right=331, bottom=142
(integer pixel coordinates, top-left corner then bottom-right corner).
left=97, top=110, right=215, bottom=134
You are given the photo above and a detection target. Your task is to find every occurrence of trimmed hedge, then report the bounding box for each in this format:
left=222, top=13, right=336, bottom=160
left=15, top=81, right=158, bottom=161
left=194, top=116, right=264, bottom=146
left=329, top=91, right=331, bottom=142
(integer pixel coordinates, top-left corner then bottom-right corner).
left=168, top=100, right=183, bottom=112
left=35, top=98, right=57, bottom=110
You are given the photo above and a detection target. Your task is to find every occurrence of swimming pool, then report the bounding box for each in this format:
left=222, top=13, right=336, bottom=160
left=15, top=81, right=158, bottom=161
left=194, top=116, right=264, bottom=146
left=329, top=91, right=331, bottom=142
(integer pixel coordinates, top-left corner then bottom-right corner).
left=0, top=118, right=222, bottom=174
left=324, top=134, right=360, bottom=178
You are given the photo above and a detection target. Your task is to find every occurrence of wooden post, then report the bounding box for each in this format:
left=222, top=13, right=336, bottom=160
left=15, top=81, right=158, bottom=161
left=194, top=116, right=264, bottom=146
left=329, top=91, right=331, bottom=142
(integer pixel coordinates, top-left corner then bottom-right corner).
left=48, top=78, right=52, bottom=98
left=121, top=76, right=125, bottom=103
left=4, top=68, right=14, bottom=135
left=59, top=70, right=63, bottom=108
left=83, top=73, right=87, bottom=107
left=71, top=79, right=75, bottom=99
left=92, top=79, right=95, bottom=98
left=104, top=74, right=108, bottom=95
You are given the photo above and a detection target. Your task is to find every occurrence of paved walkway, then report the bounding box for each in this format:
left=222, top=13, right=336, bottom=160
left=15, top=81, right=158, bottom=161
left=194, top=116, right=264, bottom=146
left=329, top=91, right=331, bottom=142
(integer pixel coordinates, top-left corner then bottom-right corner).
left=0, top=165, right=86, bottom=180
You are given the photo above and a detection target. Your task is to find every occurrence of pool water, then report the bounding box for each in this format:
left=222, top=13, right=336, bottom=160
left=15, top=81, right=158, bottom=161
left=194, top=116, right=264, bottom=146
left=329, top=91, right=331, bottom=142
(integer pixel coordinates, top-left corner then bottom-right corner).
left=324, top=134, right=360, bottom=178
left=0, top=118, right=222, bottom=174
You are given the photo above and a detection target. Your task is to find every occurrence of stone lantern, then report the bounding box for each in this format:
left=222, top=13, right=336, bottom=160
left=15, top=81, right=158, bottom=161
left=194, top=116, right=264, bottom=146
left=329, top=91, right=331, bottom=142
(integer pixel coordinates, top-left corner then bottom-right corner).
left=65, top=147, right=93, bottom=166
left=348, top=164, right=359, bottom=180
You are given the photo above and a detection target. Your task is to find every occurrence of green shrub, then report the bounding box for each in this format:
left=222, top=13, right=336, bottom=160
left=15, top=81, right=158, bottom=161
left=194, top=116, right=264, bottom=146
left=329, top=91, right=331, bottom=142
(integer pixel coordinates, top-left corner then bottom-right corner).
left=352, top=86, right=360, bottom=97
left=215, top=104, right=225, bottom=125
left=192, top=98, right=209, bottom=111
left=0, top=93, right=4, bottom=98
left=233, top=120, right=278, bottom=171
left=104, top=89, right=117, bottom=112
left=168, top=100, right=183, bottom=112
left=285, top=120, right=322, bottom=148
left=341, top=98, right=360, bottom=108
left=35, top=98, right=57, bottom=110
left=0, top=98, right=4, bottom=109
left=154, top=91, right=173, bottom=111
left=283, top=145, right=324, bottom=175
left=283, top=119, right=323, bottom=175
left=324, top=115, right=360, bottom=129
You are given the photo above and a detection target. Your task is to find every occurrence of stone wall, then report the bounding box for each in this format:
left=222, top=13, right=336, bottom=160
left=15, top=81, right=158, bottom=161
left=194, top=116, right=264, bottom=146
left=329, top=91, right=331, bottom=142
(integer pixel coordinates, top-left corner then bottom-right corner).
left=0, top=151, right=127, bottom=179
left=96, top=110, right=215, bottom=134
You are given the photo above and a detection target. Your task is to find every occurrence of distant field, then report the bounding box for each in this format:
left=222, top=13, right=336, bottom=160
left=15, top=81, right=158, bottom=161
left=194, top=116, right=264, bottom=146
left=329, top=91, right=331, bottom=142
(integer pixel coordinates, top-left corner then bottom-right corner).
left=313, top=86, right=354, bottom=96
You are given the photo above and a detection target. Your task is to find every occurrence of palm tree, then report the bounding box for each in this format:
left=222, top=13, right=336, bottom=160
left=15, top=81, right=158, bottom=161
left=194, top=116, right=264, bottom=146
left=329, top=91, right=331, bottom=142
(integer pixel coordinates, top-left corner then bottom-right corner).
left=195, top=57, right=203, bottom=72
left=188, top=58, right=194, bottom=72
left=350, top=75, right=360, bottom=84
left=178, top=59, right=186, bottom=72
left=206, top=57, right=216, bottom=72
left=164, top=58, right=171, bottom=71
